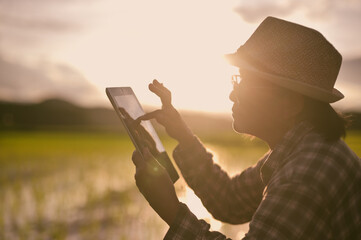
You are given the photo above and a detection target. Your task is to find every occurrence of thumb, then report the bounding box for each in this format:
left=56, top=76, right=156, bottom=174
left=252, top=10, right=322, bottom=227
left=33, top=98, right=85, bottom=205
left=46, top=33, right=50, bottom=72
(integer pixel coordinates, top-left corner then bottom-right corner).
left=132, top=150, right=145, bottom=168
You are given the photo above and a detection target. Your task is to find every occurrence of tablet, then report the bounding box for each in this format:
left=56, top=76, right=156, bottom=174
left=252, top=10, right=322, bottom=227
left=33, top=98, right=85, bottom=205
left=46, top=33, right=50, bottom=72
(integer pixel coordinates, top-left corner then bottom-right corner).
left=106, top=87, right=179, bottom=183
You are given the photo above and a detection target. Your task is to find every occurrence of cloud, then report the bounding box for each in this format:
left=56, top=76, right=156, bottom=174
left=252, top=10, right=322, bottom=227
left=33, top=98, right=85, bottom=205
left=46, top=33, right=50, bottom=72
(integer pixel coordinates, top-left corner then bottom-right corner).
left=0, top=0, right=108, bottom=108
left=0, top=0, right=86, bottom=32
left=233, top=0, right=360, bottom=23
left=0, top=0, right=98, bottom=54
left=234, top=0, right=301, bottom=23
left=0, top=12, right=79, bottom=33
left=0, top=55, right=106, bottom=107
left=233, top=0, right=361, bottom=59
left=333, top=57, right=361, bottom=111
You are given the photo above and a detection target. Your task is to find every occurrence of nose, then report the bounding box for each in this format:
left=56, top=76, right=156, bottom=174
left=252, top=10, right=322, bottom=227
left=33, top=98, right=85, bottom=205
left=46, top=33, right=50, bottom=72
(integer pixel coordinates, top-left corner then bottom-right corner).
left=229, top=89, right=237, bottom=103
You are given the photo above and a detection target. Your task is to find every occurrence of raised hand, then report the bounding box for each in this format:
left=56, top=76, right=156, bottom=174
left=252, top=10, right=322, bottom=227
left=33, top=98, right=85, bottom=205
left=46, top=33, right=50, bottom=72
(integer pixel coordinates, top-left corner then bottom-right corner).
left=136, top=79, right=194, bottom=144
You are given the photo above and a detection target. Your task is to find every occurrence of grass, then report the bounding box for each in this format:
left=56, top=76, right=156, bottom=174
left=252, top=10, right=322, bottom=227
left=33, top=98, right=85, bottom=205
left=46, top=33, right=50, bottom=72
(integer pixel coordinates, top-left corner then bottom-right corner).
left=0, top=130, right=360, bottom=239
left=345, top=130, right=361, bottom=155
left=0, top=131, right=141, bottom=239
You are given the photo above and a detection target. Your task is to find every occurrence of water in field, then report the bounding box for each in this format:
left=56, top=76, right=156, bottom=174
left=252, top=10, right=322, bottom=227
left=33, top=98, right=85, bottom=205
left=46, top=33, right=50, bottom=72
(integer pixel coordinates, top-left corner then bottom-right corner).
left=1, top=131, right=360, bottom=239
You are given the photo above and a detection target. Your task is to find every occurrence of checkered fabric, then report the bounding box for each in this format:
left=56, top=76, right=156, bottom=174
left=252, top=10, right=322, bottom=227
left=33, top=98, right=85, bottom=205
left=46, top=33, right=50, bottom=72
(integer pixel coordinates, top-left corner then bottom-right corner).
left=164, top=121, right=361, bottom=239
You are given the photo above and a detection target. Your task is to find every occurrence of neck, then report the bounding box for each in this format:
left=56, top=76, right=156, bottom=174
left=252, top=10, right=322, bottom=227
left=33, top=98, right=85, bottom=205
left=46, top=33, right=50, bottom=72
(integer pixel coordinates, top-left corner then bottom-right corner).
left=263, top=131, right=287, bottom=150
left=260, top=122, right=296, bottom=150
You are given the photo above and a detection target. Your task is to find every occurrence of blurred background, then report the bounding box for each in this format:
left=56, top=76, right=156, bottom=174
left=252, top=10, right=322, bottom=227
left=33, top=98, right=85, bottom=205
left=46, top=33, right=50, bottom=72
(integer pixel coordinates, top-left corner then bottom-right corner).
left=1, top=0, right=360, bottom=239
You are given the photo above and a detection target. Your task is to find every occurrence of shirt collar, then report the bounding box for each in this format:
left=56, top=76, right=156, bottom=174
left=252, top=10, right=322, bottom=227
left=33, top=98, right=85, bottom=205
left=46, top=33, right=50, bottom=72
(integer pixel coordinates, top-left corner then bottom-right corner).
left=260, top=121, right=314, bottom=186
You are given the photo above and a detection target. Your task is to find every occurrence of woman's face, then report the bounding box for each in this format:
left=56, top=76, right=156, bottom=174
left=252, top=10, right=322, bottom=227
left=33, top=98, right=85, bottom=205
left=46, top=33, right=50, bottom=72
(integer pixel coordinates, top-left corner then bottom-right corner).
left=229, top=73, right=289, bottom=136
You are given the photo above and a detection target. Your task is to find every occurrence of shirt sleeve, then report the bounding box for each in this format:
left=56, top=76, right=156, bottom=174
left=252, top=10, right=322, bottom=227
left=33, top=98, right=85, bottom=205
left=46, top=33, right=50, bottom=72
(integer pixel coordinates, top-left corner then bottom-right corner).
left=164, top=181, right=328, bottom=240
left=164, top=202, right=231, bottom=240
left=172, top=136, right=267, bottom=224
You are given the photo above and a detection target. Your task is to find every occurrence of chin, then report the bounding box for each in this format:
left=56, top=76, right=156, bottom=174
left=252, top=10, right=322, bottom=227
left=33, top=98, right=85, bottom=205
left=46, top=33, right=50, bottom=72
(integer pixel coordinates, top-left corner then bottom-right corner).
left=232, top=120, right=245, bottom=134
left=232, top=117, right=253, bottom=135
left=232, top=122, right=256, bottom=140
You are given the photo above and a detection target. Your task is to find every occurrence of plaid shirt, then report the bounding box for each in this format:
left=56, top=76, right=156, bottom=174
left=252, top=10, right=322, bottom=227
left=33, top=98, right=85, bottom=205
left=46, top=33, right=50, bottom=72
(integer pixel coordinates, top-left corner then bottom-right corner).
left=164, top=121, right=361, bottom=239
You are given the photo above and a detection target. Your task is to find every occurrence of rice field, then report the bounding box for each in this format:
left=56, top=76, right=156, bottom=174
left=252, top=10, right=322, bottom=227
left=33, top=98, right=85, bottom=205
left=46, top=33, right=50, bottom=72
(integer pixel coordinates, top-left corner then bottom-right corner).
left=0, top=130, right=360, bottom=240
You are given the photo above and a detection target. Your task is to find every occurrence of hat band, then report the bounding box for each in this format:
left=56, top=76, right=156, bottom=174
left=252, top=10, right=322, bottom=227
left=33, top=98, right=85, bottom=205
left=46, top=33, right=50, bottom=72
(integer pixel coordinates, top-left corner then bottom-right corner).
left=237, top=48, right=286, bottom=79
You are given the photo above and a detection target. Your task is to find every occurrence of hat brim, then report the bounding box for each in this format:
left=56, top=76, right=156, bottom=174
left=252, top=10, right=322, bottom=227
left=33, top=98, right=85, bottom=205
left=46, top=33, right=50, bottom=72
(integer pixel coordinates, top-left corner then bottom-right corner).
left=224, top=52, right=344, bottom=103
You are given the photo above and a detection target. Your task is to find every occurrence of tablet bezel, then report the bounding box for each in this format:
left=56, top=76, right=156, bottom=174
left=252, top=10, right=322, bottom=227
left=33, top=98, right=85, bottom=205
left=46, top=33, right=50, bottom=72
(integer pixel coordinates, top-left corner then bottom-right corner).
left=106, top=87, right=179, bottom=183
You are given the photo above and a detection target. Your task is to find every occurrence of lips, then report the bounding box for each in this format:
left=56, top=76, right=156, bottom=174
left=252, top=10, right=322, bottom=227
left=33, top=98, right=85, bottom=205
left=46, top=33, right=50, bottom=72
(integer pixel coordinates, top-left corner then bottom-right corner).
left=232, top=109, right=237, bottom=118
left=232, top=103, right=243, bottom=118
left=232, top=104, right=239, bottom=113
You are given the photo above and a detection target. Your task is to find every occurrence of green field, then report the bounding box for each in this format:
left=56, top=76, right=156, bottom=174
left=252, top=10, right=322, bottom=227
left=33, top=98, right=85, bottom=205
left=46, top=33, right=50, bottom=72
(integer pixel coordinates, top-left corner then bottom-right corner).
left=0, top=130, right=360, bottom=239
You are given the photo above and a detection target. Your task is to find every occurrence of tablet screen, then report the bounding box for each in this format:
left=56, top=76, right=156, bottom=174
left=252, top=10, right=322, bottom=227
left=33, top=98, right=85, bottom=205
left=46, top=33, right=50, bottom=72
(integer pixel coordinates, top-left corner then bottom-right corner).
left=114, top=94, right=165, bottom=153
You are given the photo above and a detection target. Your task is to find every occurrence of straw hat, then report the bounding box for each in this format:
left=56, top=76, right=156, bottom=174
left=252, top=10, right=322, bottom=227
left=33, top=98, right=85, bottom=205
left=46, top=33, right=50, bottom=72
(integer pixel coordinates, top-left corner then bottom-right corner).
left=225, top=16, right=344, bottom=103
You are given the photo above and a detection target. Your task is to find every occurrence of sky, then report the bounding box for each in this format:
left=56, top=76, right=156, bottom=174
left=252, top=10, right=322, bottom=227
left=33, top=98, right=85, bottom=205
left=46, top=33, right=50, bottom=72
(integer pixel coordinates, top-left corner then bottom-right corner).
left=1, top=0, right=361, bottom=112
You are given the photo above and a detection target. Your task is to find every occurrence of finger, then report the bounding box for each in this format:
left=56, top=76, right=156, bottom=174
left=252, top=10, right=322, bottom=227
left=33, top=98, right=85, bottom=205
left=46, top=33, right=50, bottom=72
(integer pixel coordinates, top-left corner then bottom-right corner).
left=153, top=79, right=161, bottom=85
left=132, top=118, right=141, bottom=128
left=155, top=81, right=171, bottom=96
left=154, top=113, right=167, bottom=125
left=150, top=88, right=171, bottom=108
left=139, top=111, right=168, bottom=127
left=149, top=82, right=166, bottom=98
left=136, top=109, right=162, bottom=121
left=152, top=82, right=171, bottom=98
left=133, top=118, right=141, bottom=126
left=152, top=79, right=167, bottom=91
left=149, top=80, right=172, bottom=103
left=153, top=79, right=164, bottom=87
left=132, top=150, right=145, bottom=168
left=153, top=79, right=169, bottom=89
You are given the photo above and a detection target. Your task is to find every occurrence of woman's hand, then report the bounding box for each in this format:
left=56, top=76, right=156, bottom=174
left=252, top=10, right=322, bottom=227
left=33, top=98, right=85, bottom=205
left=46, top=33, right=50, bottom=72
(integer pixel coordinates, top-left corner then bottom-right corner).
left=132, top=147, right=181, bottom=226
left=136, top=79, right=194, bottom=144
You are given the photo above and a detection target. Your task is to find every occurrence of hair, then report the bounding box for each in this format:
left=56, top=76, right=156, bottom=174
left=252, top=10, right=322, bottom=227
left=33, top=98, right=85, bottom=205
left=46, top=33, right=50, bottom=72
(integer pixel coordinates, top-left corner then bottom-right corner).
left=297, top=97, right=351, bottom=142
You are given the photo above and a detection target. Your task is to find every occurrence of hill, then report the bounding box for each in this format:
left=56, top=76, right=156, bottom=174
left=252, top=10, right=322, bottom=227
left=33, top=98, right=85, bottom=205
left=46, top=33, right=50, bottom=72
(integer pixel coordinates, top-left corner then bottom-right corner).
left=0, top=99, right=234, bottom=134
left=1, top=99, right=361, bottom=133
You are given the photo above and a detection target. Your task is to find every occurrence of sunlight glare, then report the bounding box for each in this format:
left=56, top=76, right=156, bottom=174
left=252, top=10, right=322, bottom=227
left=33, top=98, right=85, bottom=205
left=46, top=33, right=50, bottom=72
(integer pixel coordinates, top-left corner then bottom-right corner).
left=52, top=0, right=254, bottom=112
left=178, top=147, right=224, bottom=231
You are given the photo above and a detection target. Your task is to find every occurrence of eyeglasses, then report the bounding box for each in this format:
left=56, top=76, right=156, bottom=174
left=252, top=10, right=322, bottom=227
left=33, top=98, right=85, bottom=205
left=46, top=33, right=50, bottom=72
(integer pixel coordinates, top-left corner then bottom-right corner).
left=231, top=74, right=288, bottom=104
left=231, top=74, right=283, bottom=90
left=231, top=75, right=242, bottom=86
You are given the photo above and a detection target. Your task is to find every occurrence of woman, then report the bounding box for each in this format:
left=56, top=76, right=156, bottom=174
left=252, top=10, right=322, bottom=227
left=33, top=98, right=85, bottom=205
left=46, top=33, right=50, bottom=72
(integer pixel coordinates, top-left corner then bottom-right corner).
left=132, top=17, right=361, bottom=239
